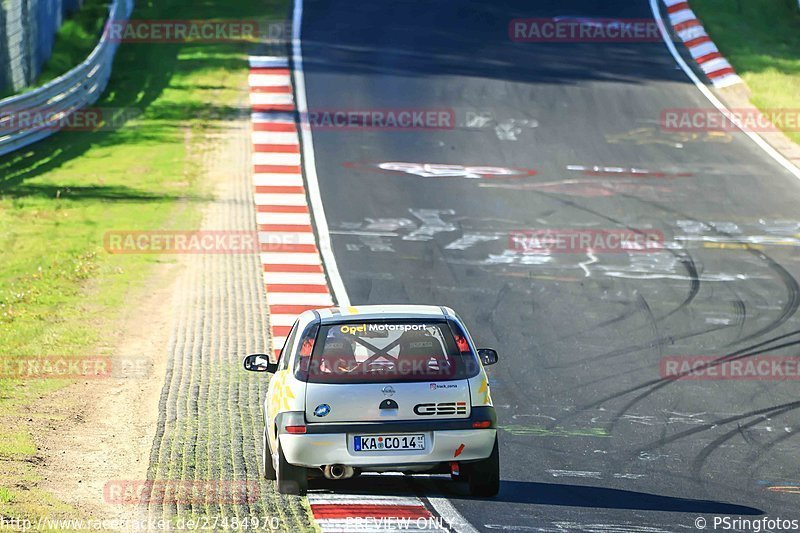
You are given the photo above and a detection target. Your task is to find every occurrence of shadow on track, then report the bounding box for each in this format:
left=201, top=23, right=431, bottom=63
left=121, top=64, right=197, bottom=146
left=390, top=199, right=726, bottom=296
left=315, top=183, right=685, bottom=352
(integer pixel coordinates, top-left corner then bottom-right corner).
left=311, top=475, right=763, bottom=516
left=483, top=481, right=762, bottom=514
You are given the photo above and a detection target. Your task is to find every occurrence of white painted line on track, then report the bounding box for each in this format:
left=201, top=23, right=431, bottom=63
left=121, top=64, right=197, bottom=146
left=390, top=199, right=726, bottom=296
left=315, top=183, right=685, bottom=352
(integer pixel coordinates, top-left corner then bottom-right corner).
left=292, top=0, right=351, bottom=307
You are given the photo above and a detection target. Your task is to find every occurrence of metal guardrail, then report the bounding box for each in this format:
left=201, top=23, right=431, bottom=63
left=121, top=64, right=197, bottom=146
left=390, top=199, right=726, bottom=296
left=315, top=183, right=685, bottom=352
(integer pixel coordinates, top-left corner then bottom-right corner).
left=0, top=0, right=134, bottom=157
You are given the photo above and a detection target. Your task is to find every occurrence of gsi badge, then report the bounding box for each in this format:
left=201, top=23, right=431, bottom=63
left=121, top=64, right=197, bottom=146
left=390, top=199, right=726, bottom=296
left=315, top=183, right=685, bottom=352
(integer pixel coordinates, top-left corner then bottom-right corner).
left=413, top=401, right=467, bottom=416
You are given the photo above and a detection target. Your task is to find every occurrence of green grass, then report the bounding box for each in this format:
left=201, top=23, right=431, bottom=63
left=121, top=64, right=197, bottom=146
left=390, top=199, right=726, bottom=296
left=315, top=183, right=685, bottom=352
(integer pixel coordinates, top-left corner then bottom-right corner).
left=0, top=0, right=110, bottom=98
left=0, top=487, right=14, bottom=504
left=0, top=0, right=288, bottom=525
left=0, top=430, right=36, bottom=458
left=690, top=0, right=800, bottom=144
left=35, top=0, right=112, bottom=87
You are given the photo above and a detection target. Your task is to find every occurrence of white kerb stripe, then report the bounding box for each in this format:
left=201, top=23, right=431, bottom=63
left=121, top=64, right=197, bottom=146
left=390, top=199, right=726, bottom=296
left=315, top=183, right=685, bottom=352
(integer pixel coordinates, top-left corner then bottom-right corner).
left=662, top=0, right=685, bottom=6
left=264, top=272, right=328, bottom=285
left=677, top=26, right=706, bottom=42
left=269, top=314, right=301, bottom=327
left=266, top=292, right=333, bottom=306
left=689, top=41, right=717, bottom=59
left=250, top=92, right=294, bottom=106
left=271, top=336, right=287, bottom=349
left=252, top=131, right=299, bottom=145
left=668, top=9, right=696, bottom=26
left=700, top=57, right=732, bottom=74
left=258, top=231, right=317, bottom=245
left=248, top=73, right=291, bottom=87
left=257, top=212, right=312, bottom=225
left=260, top=252, right=322, bottom=265
left=253, top=152, right=301, bottom=166
left=254, top=174, right=304, bottom=187
left=254, top=193, right=307, bottom=206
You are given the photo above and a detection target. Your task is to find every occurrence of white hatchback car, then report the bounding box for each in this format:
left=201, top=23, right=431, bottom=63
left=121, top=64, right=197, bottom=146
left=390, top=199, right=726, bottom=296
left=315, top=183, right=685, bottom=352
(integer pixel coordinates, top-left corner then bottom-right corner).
left=243, top=305, right=499, bottom=496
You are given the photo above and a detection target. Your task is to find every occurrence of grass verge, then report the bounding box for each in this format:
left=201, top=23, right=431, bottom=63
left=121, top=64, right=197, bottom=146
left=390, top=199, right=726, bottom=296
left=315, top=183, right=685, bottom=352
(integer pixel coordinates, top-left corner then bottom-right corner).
left=35, top=0, right=111, bottom=87
left=689, top=0, right=800, bottom=144
left=0, top=0, right=287, bottom=528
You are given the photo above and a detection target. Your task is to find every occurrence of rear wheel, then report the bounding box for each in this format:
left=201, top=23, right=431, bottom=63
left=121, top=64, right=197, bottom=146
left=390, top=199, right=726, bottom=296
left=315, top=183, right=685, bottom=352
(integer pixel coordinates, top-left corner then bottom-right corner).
left=262, top=428, right=276, bottom=480
left=276, top=438, right=307, bottom=495
left=465, top=436, right=500, bottom=497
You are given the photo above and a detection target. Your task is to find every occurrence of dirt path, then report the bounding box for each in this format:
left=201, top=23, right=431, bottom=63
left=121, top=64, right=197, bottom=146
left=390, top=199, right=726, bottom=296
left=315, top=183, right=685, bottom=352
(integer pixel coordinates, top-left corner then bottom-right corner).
left=35, top=257, right=183, bottom=528
left=32, top=91, right=313, bottom=530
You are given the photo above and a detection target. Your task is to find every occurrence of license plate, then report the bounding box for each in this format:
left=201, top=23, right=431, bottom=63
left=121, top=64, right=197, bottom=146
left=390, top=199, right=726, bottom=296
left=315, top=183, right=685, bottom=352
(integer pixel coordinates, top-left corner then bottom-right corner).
left=354, top=434, right=425, bottom=452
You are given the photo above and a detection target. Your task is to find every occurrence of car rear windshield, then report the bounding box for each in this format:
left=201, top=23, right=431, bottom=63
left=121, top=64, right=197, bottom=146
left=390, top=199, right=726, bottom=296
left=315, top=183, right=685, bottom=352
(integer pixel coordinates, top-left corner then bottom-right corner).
left=297, top=320, right=480, bottom=384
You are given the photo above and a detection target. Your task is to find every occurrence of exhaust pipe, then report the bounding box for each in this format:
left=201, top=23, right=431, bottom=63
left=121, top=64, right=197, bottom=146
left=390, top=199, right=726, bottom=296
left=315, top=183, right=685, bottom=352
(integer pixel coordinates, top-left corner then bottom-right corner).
left=323, top=464, right=355, bottom=480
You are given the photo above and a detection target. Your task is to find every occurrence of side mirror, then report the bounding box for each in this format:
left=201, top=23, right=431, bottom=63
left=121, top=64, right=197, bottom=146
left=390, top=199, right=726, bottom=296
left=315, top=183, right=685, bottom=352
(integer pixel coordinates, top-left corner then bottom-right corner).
left=478, top=348, right=498, bottom=366
left=243, top=354, right=278, bottom=373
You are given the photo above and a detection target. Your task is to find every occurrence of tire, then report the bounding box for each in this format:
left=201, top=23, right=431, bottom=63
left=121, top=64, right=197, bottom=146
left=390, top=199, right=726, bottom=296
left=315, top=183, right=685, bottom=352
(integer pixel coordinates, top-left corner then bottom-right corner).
left=465, top=436, right=500, bottom=497
left=263, top=428, right=276, bottom=480
left=276, top=438, right=307, bottom=495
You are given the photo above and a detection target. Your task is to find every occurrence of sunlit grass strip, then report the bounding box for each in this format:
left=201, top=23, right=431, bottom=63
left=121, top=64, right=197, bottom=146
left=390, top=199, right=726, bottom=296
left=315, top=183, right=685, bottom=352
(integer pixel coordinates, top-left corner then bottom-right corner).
left=689, top=0, right=800, bottom=145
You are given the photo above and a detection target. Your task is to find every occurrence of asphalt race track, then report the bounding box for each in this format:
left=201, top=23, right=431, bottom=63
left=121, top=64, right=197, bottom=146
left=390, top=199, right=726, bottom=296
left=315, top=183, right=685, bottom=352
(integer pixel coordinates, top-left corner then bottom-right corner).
left=297, top=0, right=800, bottom=531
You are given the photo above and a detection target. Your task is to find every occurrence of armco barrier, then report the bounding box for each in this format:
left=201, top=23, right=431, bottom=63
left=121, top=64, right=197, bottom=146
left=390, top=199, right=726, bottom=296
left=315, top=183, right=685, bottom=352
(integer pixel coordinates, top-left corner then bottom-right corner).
left=0, top=0, right=134, bottom=157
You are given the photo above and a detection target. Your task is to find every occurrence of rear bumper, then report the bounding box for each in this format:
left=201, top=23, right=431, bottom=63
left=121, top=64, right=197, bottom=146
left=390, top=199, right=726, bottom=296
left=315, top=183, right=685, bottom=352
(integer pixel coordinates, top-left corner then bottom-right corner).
left=279, top=428, right=497, bottom=469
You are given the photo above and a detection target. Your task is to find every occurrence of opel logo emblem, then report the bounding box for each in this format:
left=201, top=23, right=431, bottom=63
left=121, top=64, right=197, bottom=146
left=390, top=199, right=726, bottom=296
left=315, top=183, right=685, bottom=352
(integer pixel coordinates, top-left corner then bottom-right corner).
left=382, top=385, right=395, bottom=396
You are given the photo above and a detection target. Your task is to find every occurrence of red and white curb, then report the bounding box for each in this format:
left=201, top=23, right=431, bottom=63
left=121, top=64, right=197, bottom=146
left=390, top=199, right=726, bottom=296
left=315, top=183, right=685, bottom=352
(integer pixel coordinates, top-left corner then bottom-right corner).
left=308, top=493, right=446, bottom=532
left=248, top=55, right=334, bottom=359
left=247, top=54, right=450, bottom=531
left=662, top=0, right=742, bottom=88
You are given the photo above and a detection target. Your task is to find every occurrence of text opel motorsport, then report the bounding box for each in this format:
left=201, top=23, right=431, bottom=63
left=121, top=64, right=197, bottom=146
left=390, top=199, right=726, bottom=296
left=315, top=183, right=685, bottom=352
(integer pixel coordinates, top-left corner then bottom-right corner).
left=243, top=305, right=500, bottom=496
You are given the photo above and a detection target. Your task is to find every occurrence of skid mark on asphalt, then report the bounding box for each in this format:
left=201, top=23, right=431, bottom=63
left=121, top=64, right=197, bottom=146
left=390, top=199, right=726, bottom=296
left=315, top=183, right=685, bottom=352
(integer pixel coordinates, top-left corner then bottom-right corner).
left=142, top=82, right=313, bottom=527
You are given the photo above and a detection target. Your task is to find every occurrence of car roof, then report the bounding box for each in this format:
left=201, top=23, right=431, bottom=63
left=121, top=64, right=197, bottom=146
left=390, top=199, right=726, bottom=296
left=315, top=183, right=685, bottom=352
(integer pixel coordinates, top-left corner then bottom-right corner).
left=307, top=305, right=453, bottom=324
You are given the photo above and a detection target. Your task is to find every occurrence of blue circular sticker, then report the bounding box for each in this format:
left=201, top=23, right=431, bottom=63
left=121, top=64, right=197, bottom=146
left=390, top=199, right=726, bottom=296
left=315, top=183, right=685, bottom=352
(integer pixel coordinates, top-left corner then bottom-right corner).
left=314, top=404, right=331, bottom=417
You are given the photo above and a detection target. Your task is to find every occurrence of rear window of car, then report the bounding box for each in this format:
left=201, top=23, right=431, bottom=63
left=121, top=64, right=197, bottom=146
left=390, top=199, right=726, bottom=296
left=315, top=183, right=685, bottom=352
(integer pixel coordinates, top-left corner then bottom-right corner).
left=296, top=320, right=479, bottom=384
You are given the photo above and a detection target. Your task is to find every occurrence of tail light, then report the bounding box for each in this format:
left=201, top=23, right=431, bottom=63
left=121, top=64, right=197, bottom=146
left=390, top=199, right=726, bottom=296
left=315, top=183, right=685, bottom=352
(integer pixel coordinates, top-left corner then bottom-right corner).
left=284, top=425, right=307, bottom=434
left=472, top=420, right=492, bottom=429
